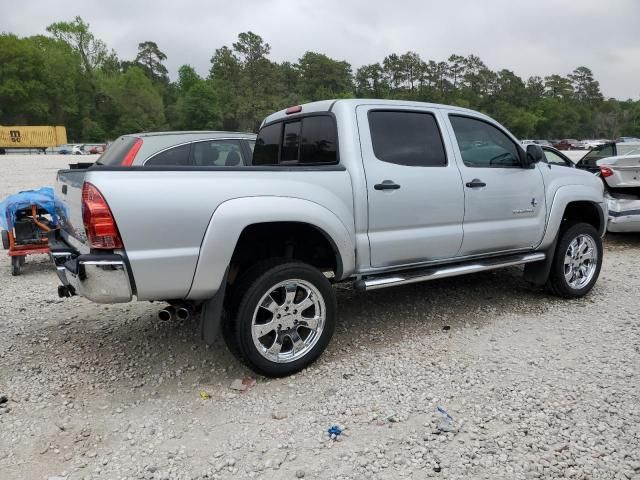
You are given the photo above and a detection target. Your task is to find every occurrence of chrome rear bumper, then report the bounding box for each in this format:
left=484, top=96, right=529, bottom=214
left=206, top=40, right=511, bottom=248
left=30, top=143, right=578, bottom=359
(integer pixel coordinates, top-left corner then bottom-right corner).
left=49, top=231, right=133, bottom=303
left=55, top=256, right=132, bottom=303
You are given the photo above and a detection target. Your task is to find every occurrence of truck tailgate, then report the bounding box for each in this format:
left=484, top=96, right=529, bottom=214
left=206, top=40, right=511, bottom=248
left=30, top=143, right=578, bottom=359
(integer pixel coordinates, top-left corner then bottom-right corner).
left=56, top=168, right=89, bottom=249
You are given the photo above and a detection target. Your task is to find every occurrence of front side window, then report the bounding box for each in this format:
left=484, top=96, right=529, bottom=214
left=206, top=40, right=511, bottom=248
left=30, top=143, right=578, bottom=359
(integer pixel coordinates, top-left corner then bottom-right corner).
left=146, top=143, right=192, bottom=166
left=253, top=115, right=338, bottom=166
left=450, top=115, right=522, bottom=168
left=368, top=111, right=447, bottom=167
left=544, top=149, right=571, bottom=167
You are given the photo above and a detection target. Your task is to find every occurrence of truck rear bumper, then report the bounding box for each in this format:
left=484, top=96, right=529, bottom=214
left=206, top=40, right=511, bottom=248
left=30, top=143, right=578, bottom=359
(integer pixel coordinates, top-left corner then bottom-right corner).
left=49, top=231, right=133, bottom=303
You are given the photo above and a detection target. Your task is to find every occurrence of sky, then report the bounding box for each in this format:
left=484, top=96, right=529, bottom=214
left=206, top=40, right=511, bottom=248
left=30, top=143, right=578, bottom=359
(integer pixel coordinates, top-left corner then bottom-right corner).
left=3, top=0, right=640, bottom=99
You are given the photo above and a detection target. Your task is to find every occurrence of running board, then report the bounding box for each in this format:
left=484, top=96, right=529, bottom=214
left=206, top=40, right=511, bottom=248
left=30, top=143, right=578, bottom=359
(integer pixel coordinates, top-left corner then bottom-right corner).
left=353, top=252, right=546, bottom=291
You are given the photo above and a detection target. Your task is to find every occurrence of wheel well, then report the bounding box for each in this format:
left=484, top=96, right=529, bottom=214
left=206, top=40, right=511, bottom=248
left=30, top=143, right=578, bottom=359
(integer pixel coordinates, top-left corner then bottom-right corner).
left=229, top=222, right=340, bottom=283
left=562, top=201, right=602, bottom=233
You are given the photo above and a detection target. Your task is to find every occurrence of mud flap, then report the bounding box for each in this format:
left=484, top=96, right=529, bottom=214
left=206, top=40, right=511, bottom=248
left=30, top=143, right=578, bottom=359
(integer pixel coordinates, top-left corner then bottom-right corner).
left=523, top=236, right=558, bottom=286
left=199, top=267, right=229, bottom=345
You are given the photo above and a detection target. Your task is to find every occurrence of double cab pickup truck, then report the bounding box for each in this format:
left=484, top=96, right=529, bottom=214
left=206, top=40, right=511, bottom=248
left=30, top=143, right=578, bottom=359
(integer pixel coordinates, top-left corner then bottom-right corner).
left=51, top=100, right=607, bottom=377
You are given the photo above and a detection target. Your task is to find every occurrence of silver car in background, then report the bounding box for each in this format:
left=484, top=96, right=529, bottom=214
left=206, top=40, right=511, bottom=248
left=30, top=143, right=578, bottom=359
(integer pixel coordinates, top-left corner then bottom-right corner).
left=95, top=131, right=256, bottom=167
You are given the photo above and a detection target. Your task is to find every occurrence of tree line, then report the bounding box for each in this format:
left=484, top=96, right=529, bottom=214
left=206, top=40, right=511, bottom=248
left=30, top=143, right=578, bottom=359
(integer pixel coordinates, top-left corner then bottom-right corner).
left=0, top=16, right=638, bottom=142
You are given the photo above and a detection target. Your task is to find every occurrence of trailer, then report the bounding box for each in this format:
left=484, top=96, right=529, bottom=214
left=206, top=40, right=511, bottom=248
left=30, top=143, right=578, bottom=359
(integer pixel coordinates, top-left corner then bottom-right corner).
left=0, top=126, right=67, bottom=154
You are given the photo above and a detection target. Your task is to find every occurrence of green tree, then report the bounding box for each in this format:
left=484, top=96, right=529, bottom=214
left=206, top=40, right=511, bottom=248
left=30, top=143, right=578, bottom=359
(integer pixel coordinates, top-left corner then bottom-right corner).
left=568, top=66, right=603, bottom=103
left=135, top=41, right=169, bottom=83
left=297, top=52, right=352, bottom=101
left=46, top=16, right=108, bottom=74
left=100, top=67, right=165, bottom=135
left=544, top=74, right=573, bottom=100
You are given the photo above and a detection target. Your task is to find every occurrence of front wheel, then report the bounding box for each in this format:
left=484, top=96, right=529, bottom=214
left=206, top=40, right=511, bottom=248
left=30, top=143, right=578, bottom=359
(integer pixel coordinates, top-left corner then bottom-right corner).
left=546, top=222, right=602, bottom=298
left=226, top=261, right=337, bottom=377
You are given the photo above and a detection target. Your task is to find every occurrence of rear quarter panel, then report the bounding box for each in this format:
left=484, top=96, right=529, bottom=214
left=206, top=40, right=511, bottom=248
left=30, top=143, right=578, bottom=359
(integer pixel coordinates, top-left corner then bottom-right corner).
left=83, top=169, right=355, bottom=300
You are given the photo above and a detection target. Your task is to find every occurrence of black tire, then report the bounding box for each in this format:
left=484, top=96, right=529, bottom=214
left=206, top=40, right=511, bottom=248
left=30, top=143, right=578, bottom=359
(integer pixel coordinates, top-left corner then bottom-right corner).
left=1, top=230, right=9, bottom=250
left=18, top=256, right=26, bottom=266
left=546, top=222, right=602, bottom=298
left=11, top=256, right=21, bottom=276
left=225, top=260, right=337, bottom=377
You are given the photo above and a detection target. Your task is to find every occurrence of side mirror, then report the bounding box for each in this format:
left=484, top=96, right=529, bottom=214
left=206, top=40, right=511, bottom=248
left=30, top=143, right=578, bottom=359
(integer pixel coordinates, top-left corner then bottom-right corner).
left=526, top=144, right=545, bottom=167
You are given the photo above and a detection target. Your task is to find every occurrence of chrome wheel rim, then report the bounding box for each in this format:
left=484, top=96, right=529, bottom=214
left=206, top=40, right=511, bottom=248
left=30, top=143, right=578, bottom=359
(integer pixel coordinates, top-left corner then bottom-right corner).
left=251, top=279, right=326, bottom=363
left=564, top=234, right=598, bottom=289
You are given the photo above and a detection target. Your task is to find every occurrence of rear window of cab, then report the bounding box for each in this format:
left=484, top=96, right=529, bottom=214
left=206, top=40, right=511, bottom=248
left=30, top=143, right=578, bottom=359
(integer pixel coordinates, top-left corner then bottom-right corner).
left=253, top=115, right=338, bottom=166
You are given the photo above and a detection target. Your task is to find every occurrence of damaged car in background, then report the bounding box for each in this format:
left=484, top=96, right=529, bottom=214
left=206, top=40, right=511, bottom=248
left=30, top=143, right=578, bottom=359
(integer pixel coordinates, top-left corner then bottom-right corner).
left=577, top=141, right=640, bottom=232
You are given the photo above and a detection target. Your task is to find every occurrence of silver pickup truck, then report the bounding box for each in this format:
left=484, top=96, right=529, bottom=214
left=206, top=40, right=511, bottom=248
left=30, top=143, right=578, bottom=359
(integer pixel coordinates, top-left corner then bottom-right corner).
left=51, top=99, right=607, bottom=377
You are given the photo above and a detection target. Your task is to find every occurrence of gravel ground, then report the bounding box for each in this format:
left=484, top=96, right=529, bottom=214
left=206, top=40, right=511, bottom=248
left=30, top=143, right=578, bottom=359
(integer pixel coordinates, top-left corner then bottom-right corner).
left=0, top=155, right=638, bottom=480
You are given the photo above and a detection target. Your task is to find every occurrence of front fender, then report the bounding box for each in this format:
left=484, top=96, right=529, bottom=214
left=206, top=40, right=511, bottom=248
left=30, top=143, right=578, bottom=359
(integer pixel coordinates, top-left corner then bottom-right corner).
left=187, top=196, right=356, bottom=299
left=538, top=184, right=606, bottom=250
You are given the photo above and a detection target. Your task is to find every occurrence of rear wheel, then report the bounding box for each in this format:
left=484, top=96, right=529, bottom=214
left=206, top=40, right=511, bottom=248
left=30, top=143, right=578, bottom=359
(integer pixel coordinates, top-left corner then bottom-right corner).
left=546, top=222, right=602, bottom=298
left=1, top=230, right=9, bottom=250
left=225, top=261, right=337, bottom=377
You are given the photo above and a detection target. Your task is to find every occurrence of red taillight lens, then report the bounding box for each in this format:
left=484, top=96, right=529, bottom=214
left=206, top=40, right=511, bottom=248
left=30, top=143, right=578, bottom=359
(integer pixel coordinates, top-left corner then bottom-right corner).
left=82, top=182, right=123, bottom=249
left=121, top=138, right=143, bottom=166
left=599, top=166, right=614, bottom=178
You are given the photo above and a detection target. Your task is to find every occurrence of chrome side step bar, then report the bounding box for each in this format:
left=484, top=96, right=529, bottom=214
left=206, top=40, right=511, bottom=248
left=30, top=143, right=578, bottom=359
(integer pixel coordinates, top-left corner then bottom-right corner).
left=354, top=252, right=546, bottom=291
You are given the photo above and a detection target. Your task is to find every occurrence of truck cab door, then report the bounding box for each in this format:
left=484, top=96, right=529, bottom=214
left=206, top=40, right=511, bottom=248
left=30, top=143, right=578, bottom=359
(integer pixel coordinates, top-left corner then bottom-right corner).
left=445, top=113, right=546, bottom=256
left=356, top=106, right=465, bottom=268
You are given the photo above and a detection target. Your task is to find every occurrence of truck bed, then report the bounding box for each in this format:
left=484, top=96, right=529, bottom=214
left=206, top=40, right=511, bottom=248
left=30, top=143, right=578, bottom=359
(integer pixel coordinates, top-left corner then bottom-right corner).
left=56, top=165, right=354, bottom=300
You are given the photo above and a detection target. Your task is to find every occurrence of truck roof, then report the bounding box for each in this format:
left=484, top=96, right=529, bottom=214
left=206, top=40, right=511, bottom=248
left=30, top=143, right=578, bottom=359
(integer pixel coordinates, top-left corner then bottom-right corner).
left=261, top=99, right=491, bottom=126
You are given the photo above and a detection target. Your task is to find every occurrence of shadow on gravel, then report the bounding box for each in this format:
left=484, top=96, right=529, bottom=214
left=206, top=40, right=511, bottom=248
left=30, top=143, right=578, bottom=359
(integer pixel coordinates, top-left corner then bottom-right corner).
left=20, top=265, right=558, bottom=396
left=604, top=232, right=640, bottom=249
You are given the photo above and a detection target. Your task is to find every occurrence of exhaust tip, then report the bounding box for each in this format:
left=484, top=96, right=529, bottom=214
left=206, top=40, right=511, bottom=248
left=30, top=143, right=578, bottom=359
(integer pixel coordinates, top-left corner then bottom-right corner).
left=176, top=307, right=190, bottom=320
left=158, top=307, right=174, bottom=321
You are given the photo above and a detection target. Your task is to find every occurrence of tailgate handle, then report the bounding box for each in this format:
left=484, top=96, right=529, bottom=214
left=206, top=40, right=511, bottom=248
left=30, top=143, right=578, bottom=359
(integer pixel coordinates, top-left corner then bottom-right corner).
left=62, top=185, right=68, bottom=195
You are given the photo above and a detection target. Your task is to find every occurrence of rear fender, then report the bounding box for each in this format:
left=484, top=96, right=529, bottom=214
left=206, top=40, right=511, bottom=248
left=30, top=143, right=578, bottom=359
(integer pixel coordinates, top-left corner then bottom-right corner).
left=187, top=196, right=355, bottom=299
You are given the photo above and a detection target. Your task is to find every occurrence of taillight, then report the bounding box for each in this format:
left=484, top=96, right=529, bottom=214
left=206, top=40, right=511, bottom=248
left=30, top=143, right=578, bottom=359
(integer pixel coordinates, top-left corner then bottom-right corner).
left=599, top=166, right=614, bottom=178
left=121, top=138, right=143, bottom=166
left=82, top=182, right=123, bottom=249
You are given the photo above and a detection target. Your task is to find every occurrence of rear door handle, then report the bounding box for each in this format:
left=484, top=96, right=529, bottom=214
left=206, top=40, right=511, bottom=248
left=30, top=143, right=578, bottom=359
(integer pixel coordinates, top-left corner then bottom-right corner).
left=374, top=180, right=401, bottom=190
left=465, top=179, right=486, bottom=188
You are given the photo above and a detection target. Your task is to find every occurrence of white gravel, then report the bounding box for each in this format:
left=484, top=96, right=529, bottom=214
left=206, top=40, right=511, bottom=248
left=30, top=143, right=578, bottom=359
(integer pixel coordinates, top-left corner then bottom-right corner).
left=0, top=155, right=638, bottom=480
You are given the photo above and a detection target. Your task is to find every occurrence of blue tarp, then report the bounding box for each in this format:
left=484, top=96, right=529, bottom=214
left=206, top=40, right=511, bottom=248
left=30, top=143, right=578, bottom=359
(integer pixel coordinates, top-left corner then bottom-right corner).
left=0, top=187, right=64, bottom=231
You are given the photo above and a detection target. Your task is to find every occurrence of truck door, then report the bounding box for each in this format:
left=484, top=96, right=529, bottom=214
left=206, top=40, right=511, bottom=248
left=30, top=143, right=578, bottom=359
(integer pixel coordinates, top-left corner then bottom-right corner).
left=357, top=106, right=465, bottom=268
left=446, top=113, right=546, bottom=255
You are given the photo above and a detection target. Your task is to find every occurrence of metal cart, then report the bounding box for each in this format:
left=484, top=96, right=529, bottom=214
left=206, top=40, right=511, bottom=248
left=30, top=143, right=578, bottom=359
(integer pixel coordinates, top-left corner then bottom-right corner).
left=1, top=205, right=53, bottom=276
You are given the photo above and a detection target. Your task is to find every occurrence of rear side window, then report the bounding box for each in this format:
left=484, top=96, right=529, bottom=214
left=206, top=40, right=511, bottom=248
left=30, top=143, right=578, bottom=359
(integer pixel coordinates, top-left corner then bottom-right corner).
left=146, top=144, right=192, bottom=166
left=368, top=111, right=447, bottom=167
left=191, top=140, right=244, bottom=166
left=96, top=136, right=139, bottom=166
left=449, top=115, right=521, bottom=168
left=301, top=116, right=338, bottom=164
left=253, top=115, right=338, bottom=166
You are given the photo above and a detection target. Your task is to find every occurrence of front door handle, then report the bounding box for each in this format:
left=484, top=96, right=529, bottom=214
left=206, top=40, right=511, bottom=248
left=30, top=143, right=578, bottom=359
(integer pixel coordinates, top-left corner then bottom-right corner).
left=465, top=179, right=486, bottom=188
left=374, top=180, right=401, bottom=190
